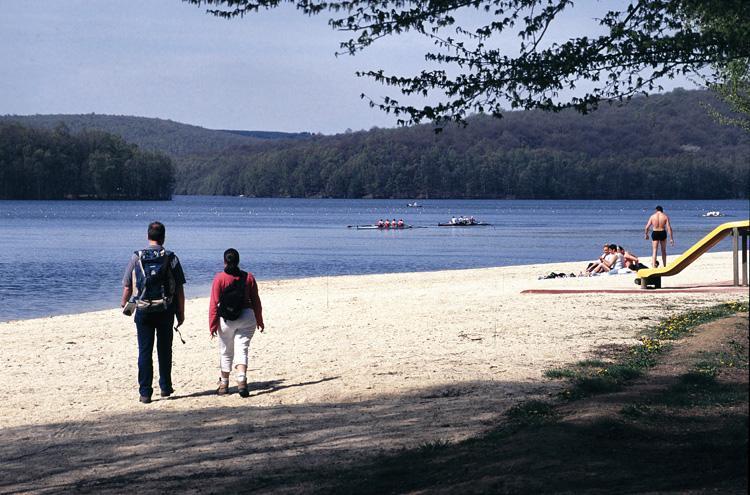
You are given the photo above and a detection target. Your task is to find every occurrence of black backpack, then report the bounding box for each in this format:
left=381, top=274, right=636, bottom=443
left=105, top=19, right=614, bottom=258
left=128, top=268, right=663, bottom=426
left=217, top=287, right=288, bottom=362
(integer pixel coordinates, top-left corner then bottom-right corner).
left=133, top=248, right=176, bottom=313
left=219, top=271, right=247, bottom=321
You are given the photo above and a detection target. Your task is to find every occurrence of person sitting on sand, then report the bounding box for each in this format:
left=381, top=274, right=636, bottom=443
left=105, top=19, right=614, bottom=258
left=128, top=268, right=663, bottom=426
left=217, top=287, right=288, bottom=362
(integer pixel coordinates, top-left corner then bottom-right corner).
left=620, top=246, right=640, bottom=269
left=605, top=245, right=630, bottom=275
left=209, top=248, right=265, bottom=397
left=585, top=244, right=610, bottom=274
left=588, top=244, right=619, bottom=275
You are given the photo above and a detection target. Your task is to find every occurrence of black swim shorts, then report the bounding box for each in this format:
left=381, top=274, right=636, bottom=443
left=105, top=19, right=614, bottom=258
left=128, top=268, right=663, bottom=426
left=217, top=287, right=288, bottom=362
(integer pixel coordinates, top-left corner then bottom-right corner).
left=651, top=230, right=667, bottom=241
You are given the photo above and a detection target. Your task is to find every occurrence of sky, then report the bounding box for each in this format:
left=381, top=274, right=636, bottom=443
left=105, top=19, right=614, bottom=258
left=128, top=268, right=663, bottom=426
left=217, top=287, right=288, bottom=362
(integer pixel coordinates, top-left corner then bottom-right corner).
left=0, top=0, right=696, bottom=134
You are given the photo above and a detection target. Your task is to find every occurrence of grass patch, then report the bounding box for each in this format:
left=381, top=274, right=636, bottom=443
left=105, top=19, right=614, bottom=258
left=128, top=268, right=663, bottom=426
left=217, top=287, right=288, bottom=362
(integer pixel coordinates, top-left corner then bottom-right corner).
left=620, top=402, right=653, bottom=419
left=416, top=439, right=451, bottom=455
left=505, top=400, right=558, bottom=425
left=543, top=368, right=577, bottom=379
left=660, top=372, right=747, bottom=408
left=576, top=359, right=608, bottom=368
left=650, top=301, right=749, bottom=341
left=544, top=301, right=748, bottom=400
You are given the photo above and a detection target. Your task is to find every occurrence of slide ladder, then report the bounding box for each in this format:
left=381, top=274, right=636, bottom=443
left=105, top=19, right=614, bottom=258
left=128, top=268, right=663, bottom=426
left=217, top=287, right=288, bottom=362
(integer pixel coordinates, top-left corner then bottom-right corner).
left=637, top=219, right=750, bottom=289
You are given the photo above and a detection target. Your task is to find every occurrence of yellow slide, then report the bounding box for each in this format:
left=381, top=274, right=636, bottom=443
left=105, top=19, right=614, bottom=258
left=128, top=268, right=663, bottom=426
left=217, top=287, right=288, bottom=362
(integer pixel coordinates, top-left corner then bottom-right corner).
left=637, top=219, right=750, bottom=288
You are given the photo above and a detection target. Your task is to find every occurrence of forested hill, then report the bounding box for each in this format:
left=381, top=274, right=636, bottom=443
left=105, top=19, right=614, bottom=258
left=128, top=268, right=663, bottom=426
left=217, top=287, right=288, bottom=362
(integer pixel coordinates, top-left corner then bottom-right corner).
left=3, top=89, right=748, bottom=199
left=176, top=89, right=749, bottom=199
left=0, top=123, right=174, bottom=200
left=0, top=114, right=310, bottom=156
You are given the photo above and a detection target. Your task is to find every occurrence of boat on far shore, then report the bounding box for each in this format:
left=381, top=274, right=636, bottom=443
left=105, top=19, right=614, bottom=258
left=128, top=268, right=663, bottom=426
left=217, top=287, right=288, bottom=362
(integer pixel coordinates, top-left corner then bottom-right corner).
left=407, top=202, right=423, bottom=208
left=702, top=211, right=725, bottom=217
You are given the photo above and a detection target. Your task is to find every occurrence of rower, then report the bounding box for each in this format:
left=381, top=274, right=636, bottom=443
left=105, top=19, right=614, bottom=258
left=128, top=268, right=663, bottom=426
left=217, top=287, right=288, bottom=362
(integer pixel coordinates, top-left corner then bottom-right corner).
left=398, top=219, right=404, bottom=228
left=383, top=219, right=390, bottom=228
left=377, top=219, right=384, bottom=228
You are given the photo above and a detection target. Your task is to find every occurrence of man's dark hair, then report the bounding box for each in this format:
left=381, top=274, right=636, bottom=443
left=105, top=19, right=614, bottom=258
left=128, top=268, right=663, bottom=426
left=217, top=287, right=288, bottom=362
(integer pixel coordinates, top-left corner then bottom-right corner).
left=608, top=244, right=617, bottom=250
left=655, top=205, right=663, bottom=212
left=148, top=222, right=166, bottom=244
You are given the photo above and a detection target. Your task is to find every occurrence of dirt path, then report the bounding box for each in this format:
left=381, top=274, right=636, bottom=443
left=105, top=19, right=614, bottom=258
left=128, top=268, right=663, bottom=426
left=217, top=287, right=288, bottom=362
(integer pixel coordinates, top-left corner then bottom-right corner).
left=307, top=312, right=750, bottom=494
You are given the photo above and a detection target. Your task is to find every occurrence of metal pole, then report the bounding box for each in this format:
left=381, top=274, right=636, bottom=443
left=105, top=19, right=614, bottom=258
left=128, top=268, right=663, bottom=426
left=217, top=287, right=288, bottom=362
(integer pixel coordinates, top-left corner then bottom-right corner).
left=732, top=228, right=739, bottom=286
left=743, top=232, right=748, bottom=287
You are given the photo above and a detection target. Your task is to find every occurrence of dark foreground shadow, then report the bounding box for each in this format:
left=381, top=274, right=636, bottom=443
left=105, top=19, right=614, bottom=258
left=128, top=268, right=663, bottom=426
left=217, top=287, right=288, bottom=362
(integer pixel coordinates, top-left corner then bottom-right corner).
left=176, top=377, right=338, bottom=400
left=0, top=373, right=746, bottom=494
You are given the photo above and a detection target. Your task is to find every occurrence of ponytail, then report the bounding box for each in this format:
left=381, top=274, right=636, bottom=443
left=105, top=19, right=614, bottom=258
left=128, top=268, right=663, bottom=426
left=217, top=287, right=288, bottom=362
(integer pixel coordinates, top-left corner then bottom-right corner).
left=223, top=248, right=241, bottom=276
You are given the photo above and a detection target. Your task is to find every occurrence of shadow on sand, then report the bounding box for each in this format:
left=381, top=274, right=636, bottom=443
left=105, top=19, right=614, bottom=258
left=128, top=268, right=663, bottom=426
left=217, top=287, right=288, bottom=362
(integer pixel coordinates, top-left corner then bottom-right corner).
left=0, top=372, right=746, bottom=494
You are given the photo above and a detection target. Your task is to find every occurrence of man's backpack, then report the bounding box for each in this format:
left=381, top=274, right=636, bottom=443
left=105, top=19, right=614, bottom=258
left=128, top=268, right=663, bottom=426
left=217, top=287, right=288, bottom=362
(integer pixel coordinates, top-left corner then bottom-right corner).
left=133, top=248, right=176, bottom=313
left=219, top=272, right=247, bottom=321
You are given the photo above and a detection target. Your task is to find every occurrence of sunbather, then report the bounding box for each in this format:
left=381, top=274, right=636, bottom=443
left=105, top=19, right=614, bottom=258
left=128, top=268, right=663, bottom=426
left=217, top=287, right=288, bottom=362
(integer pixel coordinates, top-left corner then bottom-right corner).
left=589, top=244, right=619, bottom=275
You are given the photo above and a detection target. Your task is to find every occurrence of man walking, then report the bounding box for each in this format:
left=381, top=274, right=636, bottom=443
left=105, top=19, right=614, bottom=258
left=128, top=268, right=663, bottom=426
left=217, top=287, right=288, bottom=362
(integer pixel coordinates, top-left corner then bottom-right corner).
left=644, top=205, right=674, bottom=269
left=121, top=221, right=186, bottom=404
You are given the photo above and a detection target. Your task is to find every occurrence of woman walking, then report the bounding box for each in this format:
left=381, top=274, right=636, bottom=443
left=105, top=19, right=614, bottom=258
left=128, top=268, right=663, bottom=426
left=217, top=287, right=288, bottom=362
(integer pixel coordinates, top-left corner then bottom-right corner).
left=209, top=248, right=264, bottom=397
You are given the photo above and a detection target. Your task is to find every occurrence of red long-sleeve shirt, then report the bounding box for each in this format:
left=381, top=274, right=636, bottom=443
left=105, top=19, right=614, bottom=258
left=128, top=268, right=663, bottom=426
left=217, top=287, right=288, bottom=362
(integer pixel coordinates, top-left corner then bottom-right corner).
left=209, top=271, right=263, bottom=335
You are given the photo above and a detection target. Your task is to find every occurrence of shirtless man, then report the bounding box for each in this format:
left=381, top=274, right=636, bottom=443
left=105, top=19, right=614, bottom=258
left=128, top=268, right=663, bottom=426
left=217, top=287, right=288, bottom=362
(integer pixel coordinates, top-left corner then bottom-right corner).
left=644, top=205, right=674, bottom=268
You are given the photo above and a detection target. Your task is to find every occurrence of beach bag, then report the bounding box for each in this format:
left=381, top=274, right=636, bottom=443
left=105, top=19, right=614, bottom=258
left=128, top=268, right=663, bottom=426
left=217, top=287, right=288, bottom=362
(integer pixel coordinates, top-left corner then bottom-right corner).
left=133, top=248, right=176, bottom=313
left=219, top=271, right=246, bottom=321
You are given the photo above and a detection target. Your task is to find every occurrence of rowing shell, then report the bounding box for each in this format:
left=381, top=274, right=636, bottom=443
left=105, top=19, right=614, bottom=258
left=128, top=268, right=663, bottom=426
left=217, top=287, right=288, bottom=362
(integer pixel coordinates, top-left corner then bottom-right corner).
left=437, top=223, right=492, bottom=227
left=355, top=225, right=414, bottom=230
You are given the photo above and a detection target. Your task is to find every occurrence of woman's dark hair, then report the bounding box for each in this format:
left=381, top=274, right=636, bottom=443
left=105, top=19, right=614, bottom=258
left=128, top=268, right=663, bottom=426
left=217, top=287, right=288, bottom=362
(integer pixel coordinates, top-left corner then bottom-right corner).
left=223, top=248, right=241, bottom=275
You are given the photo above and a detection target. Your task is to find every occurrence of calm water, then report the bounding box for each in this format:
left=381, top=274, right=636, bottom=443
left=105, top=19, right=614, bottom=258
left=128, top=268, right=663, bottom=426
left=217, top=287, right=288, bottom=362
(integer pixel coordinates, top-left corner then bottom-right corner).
left=0, top=196, right=747, bottom=321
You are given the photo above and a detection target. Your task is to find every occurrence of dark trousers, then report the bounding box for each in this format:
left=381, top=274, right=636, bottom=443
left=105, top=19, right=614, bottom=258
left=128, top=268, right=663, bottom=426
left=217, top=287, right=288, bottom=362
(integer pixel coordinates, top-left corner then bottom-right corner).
left=135, top=309, right=175, bottom=397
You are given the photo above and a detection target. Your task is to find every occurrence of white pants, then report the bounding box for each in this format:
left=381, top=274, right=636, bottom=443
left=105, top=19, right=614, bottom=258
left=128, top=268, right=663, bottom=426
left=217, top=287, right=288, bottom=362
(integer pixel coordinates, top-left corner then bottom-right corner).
left=217, top=309, right=257, bottom=373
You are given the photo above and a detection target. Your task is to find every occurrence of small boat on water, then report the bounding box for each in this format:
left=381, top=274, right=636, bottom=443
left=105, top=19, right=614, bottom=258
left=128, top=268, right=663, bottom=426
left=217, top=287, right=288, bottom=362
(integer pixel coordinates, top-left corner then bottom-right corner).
left=438, top=222, right=492, bottom=227
left=353, top=224, right=414, bottom=230
left=703, top=211, right=725, bottom=217
left=439, top=216, right=491, bottom=227
left=407, top=202, right=423, bottom=207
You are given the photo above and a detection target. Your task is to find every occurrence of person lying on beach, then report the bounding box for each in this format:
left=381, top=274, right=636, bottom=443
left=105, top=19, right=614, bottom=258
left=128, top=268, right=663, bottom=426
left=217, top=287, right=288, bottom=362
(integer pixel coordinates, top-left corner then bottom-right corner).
left=209, top=248, right=265, bottom=397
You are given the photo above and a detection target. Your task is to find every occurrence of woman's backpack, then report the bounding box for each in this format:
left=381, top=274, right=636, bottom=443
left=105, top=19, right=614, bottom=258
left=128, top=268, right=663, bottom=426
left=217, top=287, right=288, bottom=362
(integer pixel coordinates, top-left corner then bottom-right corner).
left=219, top=272, right=247, bottom=321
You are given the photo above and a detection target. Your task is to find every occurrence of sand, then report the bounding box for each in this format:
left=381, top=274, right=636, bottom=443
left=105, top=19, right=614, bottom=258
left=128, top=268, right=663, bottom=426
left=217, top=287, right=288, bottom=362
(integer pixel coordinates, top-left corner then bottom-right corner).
left=0, top=252, right=747, bottom=492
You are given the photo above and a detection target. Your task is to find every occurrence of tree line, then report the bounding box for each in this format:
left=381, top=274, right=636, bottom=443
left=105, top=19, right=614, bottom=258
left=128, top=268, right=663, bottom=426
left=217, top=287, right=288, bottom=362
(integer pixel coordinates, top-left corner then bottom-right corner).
left=0, top=122, right=174, bottom=200
left=176, top=90, right=749, bottom=199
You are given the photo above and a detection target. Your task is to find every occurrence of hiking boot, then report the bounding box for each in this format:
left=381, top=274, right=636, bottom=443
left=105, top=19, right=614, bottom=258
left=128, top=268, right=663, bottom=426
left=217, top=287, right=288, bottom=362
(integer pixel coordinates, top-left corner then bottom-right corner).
left=160, top=389, right=173, bottom=398
left=217, top=380, right=229, bottom=395
left=139, top=395, right=152, bottom=404
left=238, top=381, right=249, bottom=398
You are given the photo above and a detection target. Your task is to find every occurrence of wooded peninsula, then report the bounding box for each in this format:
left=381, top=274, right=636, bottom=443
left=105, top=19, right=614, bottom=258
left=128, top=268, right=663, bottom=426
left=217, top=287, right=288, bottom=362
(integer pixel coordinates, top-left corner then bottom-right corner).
left=2, top=89, right=748, bottom=200
left=0, top=123, right=174, bottom=200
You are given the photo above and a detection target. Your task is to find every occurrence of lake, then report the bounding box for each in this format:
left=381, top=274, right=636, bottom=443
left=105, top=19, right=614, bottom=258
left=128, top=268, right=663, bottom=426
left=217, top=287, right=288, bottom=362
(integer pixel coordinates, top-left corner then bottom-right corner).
left=0, top=196, right=746, bottom=321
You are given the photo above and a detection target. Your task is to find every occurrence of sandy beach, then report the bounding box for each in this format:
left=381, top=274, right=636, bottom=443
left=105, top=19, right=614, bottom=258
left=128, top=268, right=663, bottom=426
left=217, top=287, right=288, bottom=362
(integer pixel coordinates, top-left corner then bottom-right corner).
left=1, top=251, right=747, bottom=493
